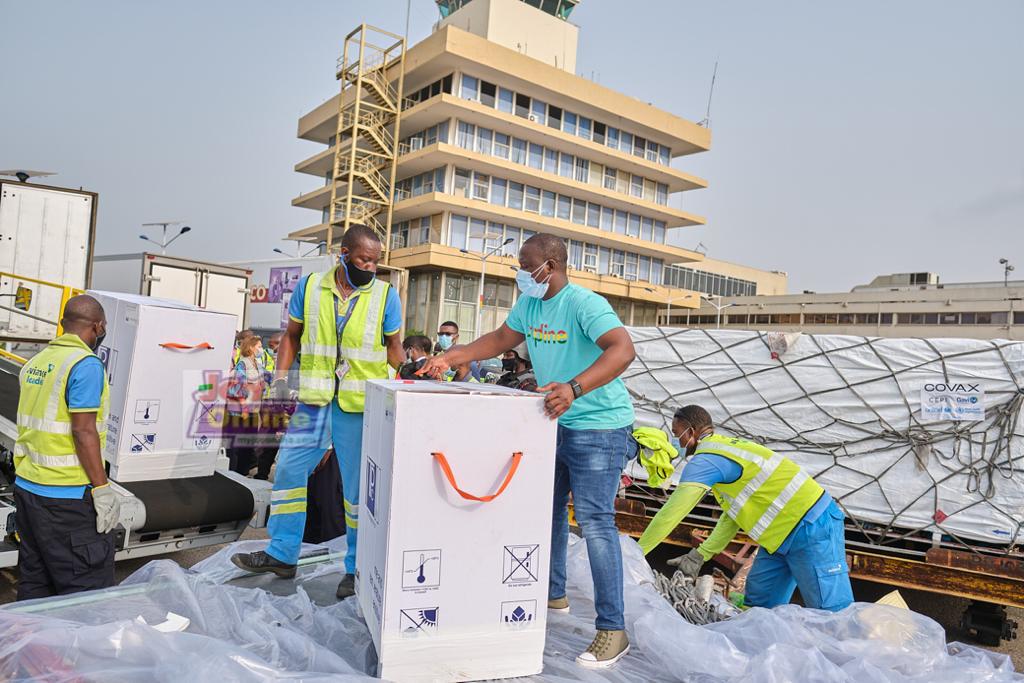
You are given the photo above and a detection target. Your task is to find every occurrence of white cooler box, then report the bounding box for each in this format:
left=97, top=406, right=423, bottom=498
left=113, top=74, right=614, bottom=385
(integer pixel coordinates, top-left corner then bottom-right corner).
left=357, top=380, right=557, bottom=683
left=89, top=290, right=237, bottom=482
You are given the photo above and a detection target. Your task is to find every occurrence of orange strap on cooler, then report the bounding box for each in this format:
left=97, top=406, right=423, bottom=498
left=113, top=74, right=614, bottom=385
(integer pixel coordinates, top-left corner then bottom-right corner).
left=432, top=451, right=523, bottom=502
left=159, top=342, right=215, bottom=350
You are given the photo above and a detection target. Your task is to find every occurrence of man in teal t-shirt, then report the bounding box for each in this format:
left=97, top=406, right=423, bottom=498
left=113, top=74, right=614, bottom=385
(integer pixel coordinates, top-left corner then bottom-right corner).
left=420, top=234, right=637, bottom=670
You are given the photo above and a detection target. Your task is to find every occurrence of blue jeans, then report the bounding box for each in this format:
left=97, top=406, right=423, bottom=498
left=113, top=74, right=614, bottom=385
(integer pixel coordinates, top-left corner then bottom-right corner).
left=744, top=500, right=853, bottom=612
left=266, top=402, right=364, bottom=573
left=549, top=424, right=635, bottom=631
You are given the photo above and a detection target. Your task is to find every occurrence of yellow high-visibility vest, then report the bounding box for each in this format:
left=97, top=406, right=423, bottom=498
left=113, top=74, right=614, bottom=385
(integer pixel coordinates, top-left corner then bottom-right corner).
left=298, top=268, right=390, bottom=412
left=15, top=334, right=109, bottom=486
left=697, top=434, right=824, bottom=553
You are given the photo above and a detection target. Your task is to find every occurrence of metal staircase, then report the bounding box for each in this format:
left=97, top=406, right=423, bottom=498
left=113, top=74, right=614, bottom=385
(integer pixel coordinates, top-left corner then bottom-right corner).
left=327, top=24, right=406, bottom=259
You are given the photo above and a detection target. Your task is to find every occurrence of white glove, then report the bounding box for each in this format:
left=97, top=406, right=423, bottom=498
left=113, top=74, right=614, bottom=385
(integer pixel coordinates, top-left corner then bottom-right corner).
left=92, top=484, right=121, bottom=534
left=667, top=548, right=705, bottom=580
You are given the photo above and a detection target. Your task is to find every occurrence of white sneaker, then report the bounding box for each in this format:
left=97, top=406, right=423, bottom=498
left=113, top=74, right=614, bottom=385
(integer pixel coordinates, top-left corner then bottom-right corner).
left=548, top=596, right=570, bottom=613
left=576, top=629, right=630, bottom=668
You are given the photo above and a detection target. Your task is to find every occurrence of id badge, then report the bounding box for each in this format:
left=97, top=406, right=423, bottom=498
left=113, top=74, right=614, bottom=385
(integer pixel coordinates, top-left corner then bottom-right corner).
left=336, top=359, right=350, bottom=380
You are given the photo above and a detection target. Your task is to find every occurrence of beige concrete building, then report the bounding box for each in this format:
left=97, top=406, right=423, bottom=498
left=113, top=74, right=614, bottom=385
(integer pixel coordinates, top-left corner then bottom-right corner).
left=291, top=0, right=781, bottom=337
left=664, top=272, right=1024, bottom=341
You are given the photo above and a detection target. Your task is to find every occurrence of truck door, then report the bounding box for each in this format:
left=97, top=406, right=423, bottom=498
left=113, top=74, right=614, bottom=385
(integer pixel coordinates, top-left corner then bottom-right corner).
left=199, top=271, right=248, bottom=331
left=145, top=262, right=201, bottom=307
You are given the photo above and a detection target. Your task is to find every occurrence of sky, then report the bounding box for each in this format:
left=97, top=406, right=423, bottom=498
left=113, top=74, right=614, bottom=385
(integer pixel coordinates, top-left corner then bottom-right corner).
left=2, top=0, right=1021, bottom=293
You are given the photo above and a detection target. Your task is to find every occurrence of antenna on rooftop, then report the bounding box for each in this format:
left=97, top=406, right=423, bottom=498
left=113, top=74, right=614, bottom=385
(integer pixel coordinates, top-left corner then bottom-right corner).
left=698, top=60, right=718, bottom=128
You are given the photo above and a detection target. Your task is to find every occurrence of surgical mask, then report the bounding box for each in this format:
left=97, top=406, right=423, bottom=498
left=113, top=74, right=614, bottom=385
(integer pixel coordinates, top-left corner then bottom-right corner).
left=341, top=253, right=375, bottom=288
left=669, top=435, right=681, bottom=451
left=501, top=357, right=517, bottom=372
left=515, top=263, right=551, bottom=299
left=437, top=334, right=453, bottom=351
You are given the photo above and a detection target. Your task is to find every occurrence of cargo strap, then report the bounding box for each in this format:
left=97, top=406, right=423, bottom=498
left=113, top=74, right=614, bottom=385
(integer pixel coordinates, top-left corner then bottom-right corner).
left=431, top=451, right=523, bottom=502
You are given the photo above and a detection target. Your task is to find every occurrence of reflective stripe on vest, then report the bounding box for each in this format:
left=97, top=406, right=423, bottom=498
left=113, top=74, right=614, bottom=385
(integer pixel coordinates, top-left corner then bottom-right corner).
left=297, top=268, right=390, bottom=412
left=697, top=434, right=823, bottom=554
left=15, top=334, right=109, bottom=487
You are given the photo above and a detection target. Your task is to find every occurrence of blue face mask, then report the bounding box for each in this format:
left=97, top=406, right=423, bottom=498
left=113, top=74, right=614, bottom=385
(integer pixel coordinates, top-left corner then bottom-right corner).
left=670, top=435, right=681, bottom=451
left=516, top=262, right=551, bottom=299
left=437, top=334, right=453, bottom=351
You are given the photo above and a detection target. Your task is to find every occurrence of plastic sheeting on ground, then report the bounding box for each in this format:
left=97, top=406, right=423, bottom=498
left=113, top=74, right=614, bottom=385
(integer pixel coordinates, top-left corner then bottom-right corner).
left=0, top=535, right=1018, bottom=682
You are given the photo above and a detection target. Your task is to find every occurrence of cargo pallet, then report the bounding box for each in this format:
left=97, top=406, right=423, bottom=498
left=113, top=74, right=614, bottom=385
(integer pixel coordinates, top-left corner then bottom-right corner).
left=613, top=486, right=1021, bottom=646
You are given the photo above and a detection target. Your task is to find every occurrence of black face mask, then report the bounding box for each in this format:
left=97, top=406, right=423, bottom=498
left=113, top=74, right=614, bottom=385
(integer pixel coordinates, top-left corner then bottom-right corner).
left=501, top=358, right=517, bottom=372
left=91, top=324, right=106, bottom=351
left=343, top=254, right=375, bottom=288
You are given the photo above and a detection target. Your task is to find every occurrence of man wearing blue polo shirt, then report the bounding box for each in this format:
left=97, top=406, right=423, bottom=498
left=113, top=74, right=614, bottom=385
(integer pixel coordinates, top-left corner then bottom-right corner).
left=420, top=233, right=637, bottom=669
left=14, top=295, right=120, bottom=599
left=232, top=226, right=404, bottom=599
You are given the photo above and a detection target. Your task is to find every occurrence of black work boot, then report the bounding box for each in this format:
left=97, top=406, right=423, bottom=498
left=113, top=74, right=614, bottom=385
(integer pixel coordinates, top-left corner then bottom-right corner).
left=231, top=550, right=297, bottom=579
left=336, top=573, right=355, bottom=599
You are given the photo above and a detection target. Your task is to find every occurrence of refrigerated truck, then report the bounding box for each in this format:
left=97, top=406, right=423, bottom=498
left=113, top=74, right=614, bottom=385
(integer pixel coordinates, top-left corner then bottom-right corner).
left=91, top=253, right=251, bottom=331
left=0, top=180, right=98, bottom=342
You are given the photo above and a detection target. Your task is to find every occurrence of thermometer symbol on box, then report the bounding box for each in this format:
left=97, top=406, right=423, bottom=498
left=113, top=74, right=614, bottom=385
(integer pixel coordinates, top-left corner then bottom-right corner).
left=406, top=553, right=438, bottom=584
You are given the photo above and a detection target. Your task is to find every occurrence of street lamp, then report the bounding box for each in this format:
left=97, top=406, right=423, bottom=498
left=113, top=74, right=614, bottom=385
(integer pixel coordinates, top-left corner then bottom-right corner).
left=139, top=222, right=191, bottom=255
left=461, top=234, right=514, bottom=339
left=999, top=258, right=1015, bottom=287
left=665, top=293, right=698, bottom=327
left=702, top=294, right=735, bottom=329
left=274, top=240, right=326, bottom=258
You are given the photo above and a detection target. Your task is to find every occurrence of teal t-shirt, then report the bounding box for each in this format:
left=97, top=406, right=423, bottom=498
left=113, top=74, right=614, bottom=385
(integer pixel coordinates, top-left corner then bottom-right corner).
left=505, top=283, right=635, bottom=430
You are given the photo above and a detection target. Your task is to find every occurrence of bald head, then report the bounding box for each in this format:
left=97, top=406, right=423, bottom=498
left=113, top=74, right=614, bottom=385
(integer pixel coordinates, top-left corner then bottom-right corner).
left=521, top=234, right=567, bottom=271
left=61, top=295, right=107, bottom=348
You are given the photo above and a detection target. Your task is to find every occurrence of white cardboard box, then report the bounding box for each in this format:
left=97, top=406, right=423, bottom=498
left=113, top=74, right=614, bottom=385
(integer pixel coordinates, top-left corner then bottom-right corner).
left=89, top=290, right=237, bottom=482
left=357, top=380, right=557, bottom=683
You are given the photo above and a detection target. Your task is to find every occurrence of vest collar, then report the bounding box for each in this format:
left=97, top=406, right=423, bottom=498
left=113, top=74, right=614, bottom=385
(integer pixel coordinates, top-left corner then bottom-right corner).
left=50, top=333, right=93, bottom=352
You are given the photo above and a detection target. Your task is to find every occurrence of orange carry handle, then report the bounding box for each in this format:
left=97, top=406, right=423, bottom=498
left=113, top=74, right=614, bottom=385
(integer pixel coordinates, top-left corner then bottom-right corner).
left=432, top=451, right=523, bottom=502
left=159, top=342, right=215, bottom=350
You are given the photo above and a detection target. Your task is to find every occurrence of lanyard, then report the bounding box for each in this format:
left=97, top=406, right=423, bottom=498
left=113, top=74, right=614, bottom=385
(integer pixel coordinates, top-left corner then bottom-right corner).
left=336, top=294, right=360, bottom=340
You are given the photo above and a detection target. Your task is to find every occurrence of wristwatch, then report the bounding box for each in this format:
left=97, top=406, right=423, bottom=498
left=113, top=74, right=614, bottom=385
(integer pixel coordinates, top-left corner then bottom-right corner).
left=568, top=379, right=584, bottom=399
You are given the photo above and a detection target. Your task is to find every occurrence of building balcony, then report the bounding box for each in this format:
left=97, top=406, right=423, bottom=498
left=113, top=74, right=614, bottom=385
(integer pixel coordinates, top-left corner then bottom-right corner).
left=385, top=242, right=701, bottom=307
left=396, top=141, right=704, bottom=227
left=388, top=192, right=701, bottom=263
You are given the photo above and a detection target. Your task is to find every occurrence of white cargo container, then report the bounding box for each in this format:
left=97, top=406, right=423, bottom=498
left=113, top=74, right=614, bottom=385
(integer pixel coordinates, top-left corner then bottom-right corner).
left=91, top=253, right=250, bottom=331
left=0, top=180, right=98, bottom=341
left=357, top=380, right=556, bottom=683
left=89, top=290, right=238, bottom=482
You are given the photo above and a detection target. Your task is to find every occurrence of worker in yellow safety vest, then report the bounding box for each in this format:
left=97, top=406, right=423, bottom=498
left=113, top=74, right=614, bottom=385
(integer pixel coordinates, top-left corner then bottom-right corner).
left=13, top=294, right=121, bottom=599
left=231, top=226, right=404, bottom=599
left=639, top=404, right=854, bottom=612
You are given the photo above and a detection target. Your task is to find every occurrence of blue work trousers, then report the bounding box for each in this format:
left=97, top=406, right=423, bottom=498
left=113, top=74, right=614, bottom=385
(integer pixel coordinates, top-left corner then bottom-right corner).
left=745, top=500, right=854, bottom=612
left=549, top=424, right=635, bottom=632
left=266, top=401, right=363, bottom=573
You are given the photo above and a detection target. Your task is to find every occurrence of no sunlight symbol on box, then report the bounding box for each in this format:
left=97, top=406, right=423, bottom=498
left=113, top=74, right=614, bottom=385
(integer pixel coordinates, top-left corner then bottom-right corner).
left=399, top=607, right=438, bottom=637
left=503, top=544, right=539, bottom=584
left=130, top=433, right=156, bottom=453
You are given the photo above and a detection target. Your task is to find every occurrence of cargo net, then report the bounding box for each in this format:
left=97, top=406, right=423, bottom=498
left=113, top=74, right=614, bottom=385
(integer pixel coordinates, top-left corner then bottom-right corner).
left=622, top=327, right=1024, bottom=558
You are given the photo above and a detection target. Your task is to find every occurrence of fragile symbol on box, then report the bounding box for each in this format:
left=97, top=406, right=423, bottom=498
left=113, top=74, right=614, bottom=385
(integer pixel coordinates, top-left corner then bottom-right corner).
left=134, top=399, right=160, bottom=424
left=365, top=457, right=379, bottom=521
left=402, top=549, right=441, bottom=590
left=130, top=433, right=156, bottom=453
left=503, top=544, right=539, bottom=584
left=399, top=607, right=438, bottom=637
left=501, top=600, right=536, bottom=630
